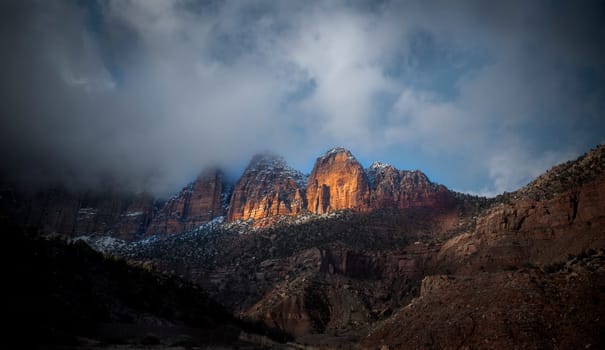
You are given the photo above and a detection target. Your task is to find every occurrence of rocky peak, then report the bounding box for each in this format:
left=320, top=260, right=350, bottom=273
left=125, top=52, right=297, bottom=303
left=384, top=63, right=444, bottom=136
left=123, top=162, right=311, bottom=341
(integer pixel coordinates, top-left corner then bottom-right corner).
left=366, top=161, right=397, bottom=187
left=247, top=152, right=287, bottom=170
left=306, top=147, right=371, bottom=214
left=369, top=161, right=393, bottom=171
left=146, top=169, right=226, bottom=235
left=227, top=153, right=307, bottom=221
left=322, top=147, right=355, bottom=158
left=368, top=164, right=453, bottom=210
left=243, top=153, right=308, bottom=188
left=316, top=147, right=358, bottom=165
left=400, top=170, right=431, bottom=186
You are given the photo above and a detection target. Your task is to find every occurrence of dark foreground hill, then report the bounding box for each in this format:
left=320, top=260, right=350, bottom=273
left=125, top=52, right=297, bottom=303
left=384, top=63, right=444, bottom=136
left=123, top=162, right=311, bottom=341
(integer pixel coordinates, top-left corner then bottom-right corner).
left=5, top=222, right=291, bottom=349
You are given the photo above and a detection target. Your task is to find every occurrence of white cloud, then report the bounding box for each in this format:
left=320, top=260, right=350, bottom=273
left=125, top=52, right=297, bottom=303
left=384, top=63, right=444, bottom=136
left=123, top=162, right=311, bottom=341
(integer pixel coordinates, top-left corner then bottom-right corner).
left=0, top=0, right=603, bottom=196
left=281, top=6, right=398, bottom=145
left=484, top=147, right=577, bottom=196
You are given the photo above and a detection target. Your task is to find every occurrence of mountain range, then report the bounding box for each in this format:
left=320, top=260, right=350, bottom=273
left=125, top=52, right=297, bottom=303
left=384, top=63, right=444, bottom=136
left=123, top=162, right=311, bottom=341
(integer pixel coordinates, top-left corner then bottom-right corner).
left=3, top=145, right=605, bottom=349
left=0, top=147, right=483, bottom=240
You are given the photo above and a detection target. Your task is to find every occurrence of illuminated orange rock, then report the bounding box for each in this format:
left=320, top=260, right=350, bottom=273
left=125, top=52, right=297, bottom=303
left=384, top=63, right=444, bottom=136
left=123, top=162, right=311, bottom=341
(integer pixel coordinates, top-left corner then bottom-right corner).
left=227, top=154, right=307, bottom=221
left=306, top=148, right=371, bottom=214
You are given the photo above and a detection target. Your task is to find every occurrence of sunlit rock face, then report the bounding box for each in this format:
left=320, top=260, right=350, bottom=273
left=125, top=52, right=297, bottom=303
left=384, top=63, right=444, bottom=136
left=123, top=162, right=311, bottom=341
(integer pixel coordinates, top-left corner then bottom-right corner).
left=306, top=148, right=371, bottom=214
left=146, top=169, right=226, bottom=235
left=227, top=153, right=307, bottom=222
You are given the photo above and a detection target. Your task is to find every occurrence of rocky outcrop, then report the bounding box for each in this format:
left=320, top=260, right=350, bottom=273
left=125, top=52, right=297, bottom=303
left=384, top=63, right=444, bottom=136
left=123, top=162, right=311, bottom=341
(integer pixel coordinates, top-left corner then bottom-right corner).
left=433, top=176, right=605, bottom=274
left=514, top=144, right=605, bottom=200
left=360, top=146, right=605, bottom=349
left=305, top=150, right=456, bottom=216
left=146, top=169, right=227, bottom=235
left=367, top=162, right=454, bottom=211
left=363, top=255, right=605, bottom=350
left=241, top=241, right=441, bottom=338
left=227, top=154, right=307, bottom=222
left=306, top=148, right=371, bottom=214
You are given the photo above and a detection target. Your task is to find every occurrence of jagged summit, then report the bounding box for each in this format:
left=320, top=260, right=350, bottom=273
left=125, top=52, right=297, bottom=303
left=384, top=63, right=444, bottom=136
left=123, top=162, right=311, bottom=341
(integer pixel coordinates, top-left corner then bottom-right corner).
left=246, top=152, right=288, bottom=170
left=367, top=162, right=427, bottom=178
left=146, top=169, right=226, bottom=235
left=366, top=161, right=397, bottom=188
left=320, top=147, right=357, bottom=161
left=244, top=152, right=307, bottom=189
left=6, top=144, right=604, bottom=238
left=307, top=147, right=371, bottom=214
left=368, top=161, right=393, bottom=171
left=227, top=153, right=307, bottom=221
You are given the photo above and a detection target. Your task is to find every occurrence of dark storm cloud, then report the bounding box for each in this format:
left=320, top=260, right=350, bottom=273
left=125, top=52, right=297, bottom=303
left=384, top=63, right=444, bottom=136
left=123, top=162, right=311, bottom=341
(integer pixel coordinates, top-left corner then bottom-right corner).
left=1, top=0, right=604, bottom=196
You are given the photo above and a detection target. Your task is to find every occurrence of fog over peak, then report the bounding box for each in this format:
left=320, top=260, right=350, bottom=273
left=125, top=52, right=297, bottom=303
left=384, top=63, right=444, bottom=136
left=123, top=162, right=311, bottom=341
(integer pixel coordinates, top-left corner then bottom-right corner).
left=1, top=0, right=604, bottom=197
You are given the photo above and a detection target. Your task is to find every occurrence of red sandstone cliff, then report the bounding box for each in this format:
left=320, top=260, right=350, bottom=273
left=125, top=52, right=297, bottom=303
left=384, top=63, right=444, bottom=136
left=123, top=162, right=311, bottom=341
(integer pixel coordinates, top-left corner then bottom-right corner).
left=227, top=154, right=306, bottom=221
left=146, top=169, right=226, bottom=235
left=305, top=148, right=456, bottom=216
left=0, top=147, right=478, bottom=237
left=306, top=148, right=371, bottom=214
left=367, top=162, right=454, bottom=211
left=433, top=172, right=605, bottom=275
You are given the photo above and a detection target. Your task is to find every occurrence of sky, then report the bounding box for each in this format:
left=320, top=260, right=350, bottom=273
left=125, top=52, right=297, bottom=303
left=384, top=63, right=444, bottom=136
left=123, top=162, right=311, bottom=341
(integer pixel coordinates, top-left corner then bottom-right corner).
left=0, top=0, right=604, bottom=197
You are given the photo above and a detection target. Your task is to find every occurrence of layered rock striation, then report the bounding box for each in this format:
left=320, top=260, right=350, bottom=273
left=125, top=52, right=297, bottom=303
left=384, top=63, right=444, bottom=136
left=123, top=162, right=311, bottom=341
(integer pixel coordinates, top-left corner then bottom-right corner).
left=306, top=148, right=371, bottom=214
left=367, top=162, right=454, bottom=211
left=227, top=153, right=307, bottom=221
left=433, top=171, right=605, bottom=274
left=304, top=148, right=455, bottom=215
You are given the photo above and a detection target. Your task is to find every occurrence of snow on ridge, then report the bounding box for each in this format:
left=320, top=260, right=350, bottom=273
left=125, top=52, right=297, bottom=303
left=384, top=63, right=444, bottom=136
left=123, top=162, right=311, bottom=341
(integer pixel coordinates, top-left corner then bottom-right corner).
left=365, top=161, right=396, bottom=187
left=293, top=173, right=309, bottom=188
left=247, top=152, right=287, bottom=171
left=246, top=152, right=308, bottom=188
left=196, top=215, right=224, bottom=230
left=324, top=147, right=351, bottom=156
left=322, top=147, right=356, bottom=161
left=369, top=161, right=392, bottom=170
left=74, top=235, right=127, bottom=254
